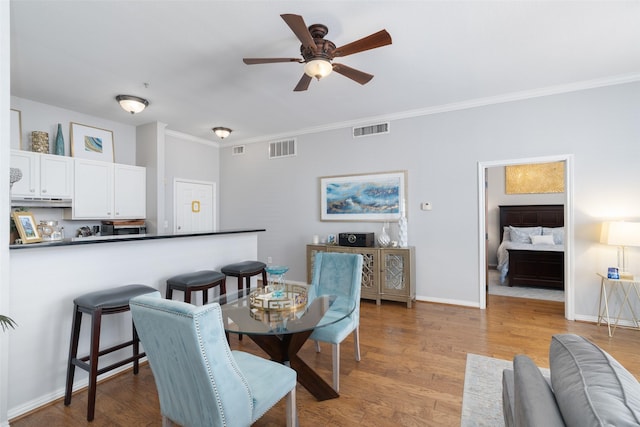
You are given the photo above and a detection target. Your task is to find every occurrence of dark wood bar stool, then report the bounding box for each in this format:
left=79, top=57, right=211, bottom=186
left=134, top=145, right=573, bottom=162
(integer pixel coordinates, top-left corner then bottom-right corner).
left=64, top=284, right=157, bottom=421
left=221, top=260, right=267, bottom=292
left=165, top=270, right=226, bottom=304
left=221, top=261, right=267, bottom=341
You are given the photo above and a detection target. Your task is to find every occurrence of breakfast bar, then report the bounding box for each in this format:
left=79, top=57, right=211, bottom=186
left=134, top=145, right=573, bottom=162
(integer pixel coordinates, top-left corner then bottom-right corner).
left=7, top=229, right=264, bottom=419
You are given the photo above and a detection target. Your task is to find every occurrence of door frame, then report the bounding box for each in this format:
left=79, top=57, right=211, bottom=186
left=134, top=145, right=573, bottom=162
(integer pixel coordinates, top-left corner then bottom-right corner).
left=477, top=154, right=574, bottom=320
left=173, top=178, right=217, bottom=234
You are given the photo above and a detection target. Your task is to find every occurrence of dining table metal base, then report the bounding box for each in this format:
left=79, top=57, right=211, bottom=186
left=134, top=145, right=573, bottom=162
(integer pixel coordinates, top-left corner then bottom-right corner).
left=247, top=330, right=339, bottom=401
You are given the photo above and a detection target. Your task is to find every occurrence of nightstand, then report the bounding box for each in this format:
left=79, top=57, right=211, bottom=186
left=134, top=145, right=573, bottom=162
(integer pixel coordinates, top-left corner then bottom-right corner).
left=596, top=273, right=640, bottom=337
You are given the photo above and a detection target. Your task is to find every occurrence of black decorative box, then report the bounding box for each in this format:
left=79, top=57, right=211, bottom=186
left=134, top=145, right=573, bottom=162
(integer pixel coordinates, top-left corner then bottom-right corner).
left=338, top=232, right=375, bottom=247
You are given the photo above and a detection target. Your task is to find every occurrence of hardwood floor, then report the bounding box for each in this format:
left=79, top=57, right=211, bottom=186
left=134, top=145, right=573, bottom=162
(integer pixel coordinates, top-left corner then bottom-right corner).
left=11, top=295, right=640, bottom=426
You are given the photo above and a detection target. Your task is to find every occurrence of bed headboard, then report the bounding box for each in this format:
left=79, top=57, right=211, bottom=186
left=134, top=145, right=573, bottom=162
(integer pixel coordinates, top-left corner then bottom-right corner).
left=499, top=205, right=564, bottom=242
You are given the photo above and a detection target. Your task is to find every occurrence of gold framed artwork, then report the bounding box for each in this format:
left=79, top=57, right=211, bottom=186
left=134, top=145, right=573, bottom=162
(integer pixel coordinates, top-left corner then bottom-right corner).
left=70, top=122, right=115, bottom=162
left=505, top=162, right=565, bottom=194
left=12, top=211, right=42, bottom=244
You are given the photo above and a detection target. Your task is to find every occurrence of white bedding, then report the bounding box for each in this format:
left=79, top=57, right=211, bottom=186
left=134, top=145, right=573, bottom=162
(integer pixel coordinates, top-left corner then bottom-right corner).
left=497, top=225, right=565, bottom=283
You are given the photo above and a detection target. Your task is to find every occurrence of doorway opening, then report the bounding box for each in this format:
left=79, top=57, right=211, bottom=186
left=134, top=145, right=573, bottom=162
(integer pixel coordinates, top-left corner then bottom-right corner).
left=477, top=155, right=574, bottom=320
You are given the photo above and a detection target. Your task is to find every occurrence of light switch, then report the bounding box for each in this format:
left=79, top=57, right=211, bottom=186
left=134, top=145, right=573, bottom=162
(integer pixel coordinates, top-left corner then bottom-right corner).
left=421, top=202, right=432, bottom=211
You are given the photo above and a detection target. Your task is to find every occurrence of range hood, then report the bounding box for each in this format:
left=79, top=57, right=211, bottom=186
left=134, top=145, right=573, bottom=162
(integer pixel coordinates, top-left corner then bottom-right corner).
left=11, top=197, right=72, bottom=208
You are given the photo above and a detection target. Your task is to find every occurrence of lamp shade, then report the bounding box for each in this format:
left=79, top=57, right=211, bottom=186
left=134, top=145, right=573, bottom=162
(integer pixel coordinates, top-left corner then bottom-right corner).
left=304, top=59, right=333, bottom=80
left=600, top=221, right=640, bottom=247
left=116, top=95, right=149, bottom=114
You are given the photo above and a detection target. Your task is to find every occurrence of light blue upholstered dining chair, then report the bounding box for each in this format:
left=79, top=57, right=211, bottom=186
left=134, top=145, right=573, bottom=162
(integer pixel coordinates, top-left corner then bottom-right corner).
left=129, top=292, right=297, bottom=427
left=309, top=252, right=363, bottom=392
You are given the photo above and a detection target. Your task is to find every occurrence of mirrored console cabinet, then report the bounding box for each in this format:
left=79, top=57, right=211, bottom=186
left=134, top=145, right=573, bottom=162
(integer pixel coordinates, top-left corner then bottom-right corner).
left=306, top=244, right=415, bottom=308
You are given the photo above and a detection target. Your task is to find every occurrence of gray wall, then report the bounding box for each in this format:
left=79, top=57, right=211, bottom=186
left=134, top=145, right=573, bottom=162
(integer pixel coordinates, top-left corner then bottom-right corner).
left=164, top=132, right=220, bottom=232
left=219, top=81, right=640, bottom=318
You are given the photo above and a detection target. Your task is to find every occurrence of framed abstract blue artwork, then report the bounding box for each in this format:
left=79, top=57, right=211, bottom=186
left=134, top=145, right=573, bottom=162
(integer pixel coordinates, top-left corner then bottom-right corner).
left=70, top=122, right=114, bottom=162
left=320, top=170, right=407, bottom=221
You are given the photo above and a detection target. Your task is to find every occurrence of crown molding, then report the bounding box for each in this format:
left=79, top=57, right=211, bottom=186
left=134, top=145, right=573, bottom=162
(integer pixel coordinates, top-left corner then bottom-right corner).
left=227, top=73, right=640, bottom=146
left=165, top=129, right=220, bottom=148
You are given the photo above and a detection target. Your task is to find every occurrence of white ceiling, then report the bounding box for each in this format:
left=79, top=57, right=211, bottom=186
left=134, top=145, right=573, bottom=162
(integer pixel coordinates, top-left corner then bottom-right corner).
left=10, top=1, right=640, bottom=145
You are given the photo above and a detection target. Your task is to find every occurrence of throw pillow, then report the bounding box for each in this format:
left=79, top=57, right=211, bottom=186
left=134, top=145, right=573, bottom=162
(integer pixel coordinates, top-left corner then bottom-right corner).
left=509, top=226, right=542, bottom=244
left=530, top=235, right=555, bottom=245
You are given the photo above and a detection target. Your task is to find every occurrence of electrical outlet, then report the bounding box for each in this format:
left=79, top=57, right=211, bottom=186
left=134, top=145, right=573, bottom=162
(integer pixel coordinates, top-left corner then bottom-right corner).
left=267, top=256, right=272, bottom=264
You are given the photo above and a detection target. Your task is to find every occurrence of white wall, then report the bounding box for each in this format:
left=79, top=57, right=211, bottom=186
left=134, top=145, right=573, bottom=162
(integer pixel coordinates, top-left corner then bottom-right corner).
left=1, top=2, right=12, bottom=425
left=10, top=97, right=137, bottom=164
left=486, top=166, right=565, bottom=266
left=219, top=81, right=640, bottom=317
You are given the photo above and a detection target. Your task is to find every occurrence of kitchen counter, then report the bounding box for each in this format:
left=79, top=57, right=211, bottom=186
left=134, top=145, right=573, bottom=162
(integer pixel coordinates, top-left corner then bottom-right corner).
left=9, top=228, right=265, bottom=249
left=7, top=229, right=265, bottom=419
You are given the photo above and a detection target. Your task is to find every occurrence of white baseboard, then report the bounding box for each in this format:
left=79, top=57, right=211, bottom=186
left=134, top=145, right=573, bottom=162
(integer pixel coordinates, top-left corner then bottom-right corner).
left=7, top=360, right=145, bottom=421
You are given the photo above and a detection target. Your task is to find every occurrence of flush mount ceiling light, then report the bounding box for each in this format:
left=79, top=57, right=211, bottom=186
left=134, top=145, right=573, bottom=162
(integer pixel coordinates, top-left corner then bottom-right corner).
left=116, top=95, right=149, bottom=114
left=212, top=127, right=232, bottom=140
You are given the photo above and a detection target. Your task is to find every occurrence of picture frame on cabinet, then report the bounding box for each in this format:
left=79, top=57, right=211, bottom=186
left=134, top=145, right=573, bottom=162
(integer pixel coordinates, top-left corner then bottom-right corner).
left=70, top=122, right=114, bottom=162
left=10, top=109, right=22, bottom=149
left=319, top=170, right=408, bottom=221
left=12, top=211, right=42, bottom=244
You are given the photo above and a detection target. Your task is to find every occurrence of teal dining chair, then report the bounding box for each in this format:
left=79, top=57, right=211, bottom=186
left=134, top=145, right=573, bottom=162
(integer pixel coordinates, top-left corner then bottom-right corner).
left=309, top=252, right=363, bottom=392
left=129, top=292, right=297, bottom=427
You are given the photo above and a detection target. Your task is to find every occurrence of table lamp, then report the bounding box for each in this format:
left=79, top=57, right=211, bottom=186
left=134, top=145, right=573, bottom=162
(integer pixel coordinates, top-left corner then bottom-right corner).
left=600, top=221, right=640, bottom=279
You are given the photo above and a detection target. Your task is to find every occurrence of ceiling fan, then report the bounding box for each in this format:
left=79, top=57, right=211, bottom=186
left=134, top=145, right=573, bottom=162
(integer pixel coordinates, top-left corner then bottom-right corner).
left=243, top=14, right=392, bottom=91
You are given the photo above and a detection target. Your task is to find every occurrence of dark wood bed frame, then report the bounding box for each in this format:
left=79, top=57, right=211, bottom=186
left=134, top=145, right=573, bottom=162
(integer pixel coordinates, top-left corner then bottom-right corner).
left=499, top=204, right=565, bottom=290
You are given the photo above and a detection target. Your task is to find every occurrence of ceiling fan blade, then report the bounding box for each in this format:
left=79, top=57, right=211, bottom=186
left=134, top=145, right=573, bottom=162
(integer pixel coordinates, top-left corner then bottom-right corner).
left=243, top=58, right=302, bottom=65
left=293, top=74, right=312, bottom=92
left=333, top=29, right=392, bottom=57
left=281, top=14, right=317, bottom=50
left=332, top=63, right=374, bottom=85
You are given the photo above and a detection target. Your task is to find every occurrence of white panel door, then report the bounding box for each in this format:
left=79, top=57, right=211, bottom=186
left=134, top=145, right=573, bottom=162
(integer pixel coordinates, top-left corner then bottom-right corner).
left=174, top=179, right=215, bottom=234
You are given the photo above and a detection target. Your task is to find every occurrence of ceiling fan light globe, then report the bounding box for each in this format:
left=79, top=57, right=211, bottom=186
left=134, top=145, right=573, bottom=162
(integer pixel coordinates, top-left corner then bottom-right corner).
left=304, top=59, right=332, bottom=80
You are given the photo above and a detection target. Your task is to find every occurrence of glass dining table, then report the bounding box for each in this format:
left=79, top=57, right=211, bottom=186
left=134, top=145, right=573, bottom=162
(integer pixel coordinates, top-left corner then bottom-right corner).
left=211, top=283, right=353, bottom=401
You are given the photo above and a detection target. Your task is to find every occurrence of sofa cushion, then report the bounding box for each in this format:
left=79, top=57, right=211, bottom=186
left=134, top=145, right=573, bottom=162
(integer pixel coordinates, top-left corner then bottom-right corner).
left=513, top=355, right=565, bottom=427
left=550, top=334, right=640, bottom=427
left=502, top=369, right=515, bottom=427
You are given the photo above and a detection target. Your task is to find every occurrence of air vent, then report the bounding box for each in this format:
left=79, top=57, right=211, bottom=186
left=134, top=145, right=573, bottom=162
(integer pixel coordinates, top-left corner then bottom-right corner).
left=269, top=139, right=296, bottom=159
left=352, top=122, right=390, bottom=138
left=232, top=145, right=245, bottom=156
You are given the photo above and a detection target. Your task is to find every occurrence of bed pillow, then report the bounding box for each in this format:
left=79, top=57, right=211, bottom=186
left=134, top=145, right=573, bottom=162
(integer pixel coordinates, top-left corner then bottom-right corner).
left=509, top=226, right=542, bottom=244
left=531, top=234, right=555, bottom=245
left=502, top=226, right=511, bottom=242
left=543, top=227, right=564, bottom=245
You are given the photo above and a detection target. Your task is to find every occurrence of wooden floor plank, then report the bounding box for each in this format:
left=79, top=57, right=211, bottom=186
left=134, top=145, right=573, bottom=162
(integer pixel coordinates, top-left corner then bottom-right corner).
left=10, top=295, right=640, bottom=426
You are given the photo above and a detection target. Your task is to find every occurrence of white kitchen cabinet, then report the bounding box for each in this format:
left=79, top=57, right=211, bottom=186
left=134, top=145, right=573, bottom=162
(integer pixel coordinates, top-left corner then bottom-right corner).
left=10, top=150, right=73, bottom=200
left=114, top=163, right=146, bottom=219
left=70, top=159, right=146, bottom=219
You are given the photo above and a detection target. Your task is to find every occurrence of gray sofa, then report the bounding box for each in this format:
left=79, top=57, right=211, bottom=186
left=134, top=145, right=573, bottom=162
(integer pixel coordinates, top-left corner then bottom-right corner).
left=502, top=334, right=640, bottom=427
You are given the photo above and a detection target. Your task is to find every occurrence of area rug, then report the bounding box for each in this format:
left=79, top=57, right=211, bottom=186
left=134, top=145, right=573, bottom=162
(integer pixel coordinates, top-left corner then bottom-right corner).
left=460, top=353, right=550, bottom=427
left=488, top=269, right=564, bottom=302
